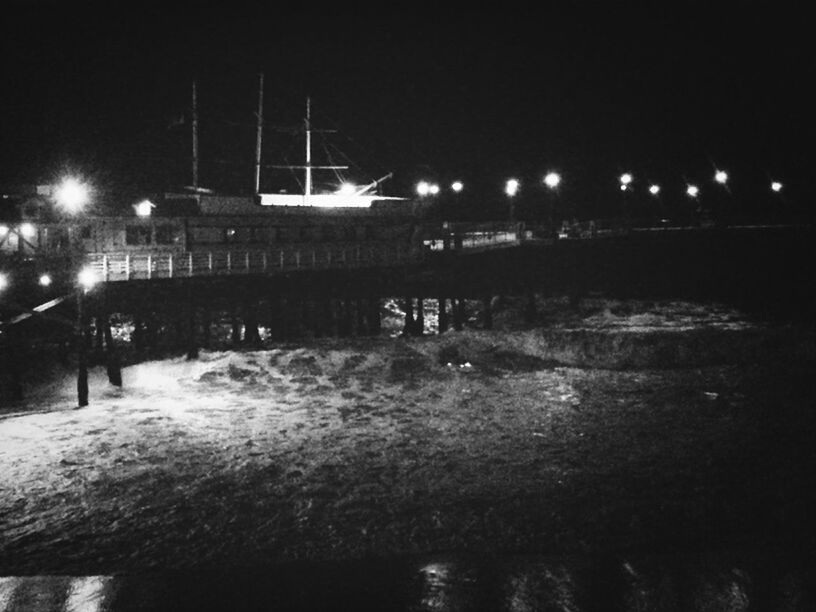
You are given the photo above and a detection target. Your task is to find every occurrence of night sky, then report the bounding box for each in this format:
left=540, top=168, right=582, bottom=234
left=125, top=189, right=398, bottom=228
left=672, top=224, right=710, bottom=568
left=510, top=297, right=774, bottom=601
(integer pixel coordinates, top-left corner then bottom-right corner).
left=1, top=1, right=811, bottom=218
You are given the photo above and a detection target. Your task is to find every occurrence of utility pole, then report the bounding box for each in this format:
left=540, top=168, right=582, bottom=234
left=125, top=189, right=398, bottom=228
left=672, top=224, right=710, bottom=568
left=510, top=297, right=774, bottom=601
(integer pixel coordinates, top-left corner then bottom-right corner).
left=254, top=73, right=265, bottom=195
left=192, top=80, right=199, bottom=190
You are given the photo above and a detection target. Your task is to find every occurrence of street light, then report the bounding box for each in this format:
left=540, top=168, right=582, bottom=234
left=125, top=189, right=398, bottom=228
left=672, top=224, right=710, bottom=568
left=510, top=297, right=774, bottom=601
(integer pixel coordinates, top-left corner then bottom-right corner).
left=429, top=184, right=440, bottom=195
left=619, top=173, right=633, bottom=191
left=543, top=172, right=561, bottom=189
left=39, top=274, right=52, bottom=287
left=451, top=181, right=463, bottom=192
left=134, top=200, right=154, bottom=218
left=78, top=267, right=98, bottom=292
left=714, top=170, right=728, bottom=185
left=55, top=178, right=90, bottom=214
left=505, top=178, right=520, bottom=222
left=771, top=181, right=783, bottom=192
left=416, top=181, right=430, bottom=196
left=649, top=184, right=661, bottom=195
left=505, top=178, right=520, bottom=197
left=686, top=184, right=699, bottom=198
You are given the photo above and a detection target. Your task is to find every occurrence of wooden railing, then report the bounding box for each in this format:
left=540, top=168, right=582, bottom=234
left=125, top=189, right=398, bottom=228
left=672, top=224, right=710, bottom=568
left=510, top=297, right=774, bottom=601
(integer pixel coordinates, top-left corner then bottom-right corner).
left=84, top=243, right=414, bottom=282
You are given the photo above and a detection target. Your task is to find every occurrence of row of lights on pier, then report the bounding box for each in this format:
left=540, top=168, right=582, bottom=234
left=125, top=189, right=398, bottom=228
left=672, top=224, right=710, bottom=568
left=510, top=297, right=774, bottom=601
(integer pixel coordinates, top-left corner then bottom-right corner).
left=0, top=267, right=98, bottom=294
left=416, top=171, right=784, bottom=198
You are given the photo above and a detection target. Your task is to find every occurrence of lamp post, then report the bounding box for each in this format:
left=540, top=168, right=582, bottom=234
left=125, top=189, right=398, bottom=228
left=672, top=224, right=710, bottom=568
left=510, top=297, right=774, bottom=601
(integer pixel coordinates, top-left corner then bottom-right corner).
left=76, top=267, right=98, bottom=407
left=713, top=169, right=730, bottom=225
left=505, top=178, right=520, bottom=223
left=619, top=173, right=633, bottom=224
left=542, top=172, right=561, bottom=234
left=648, top=184, right=664, bottom=225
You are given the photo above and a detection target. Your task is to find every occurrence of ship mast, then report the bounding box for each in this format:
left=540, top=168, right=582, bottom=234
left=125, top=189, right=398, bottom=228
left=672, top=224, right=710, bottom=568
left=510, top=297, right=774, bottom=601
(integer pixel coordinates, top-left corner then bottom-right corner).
left=266, top=98, right=347, bottom=204
left=253, top=73, right=264, bottom=195
left=305, top=97, right=312, bottom=204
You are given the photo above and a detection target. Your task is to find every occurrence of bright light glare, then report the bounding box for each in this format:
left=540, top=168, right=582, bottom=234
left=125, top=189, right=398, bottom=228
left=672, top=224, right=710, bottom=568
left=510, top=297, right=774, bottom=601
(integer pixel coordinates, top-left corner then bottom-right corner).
left=55, top=178, right=90, bottom=213
left=416, top=181, right=430, bottom=196
left=429, top=184, right=440, bottom=195
left=78, top=267, right=98, bottom=290
left=134, top=200, right=154, bottom=217
left=39, top=274, right=52, bottom=287
left=771, top=181, right=783, bottom=192
left=714, top=170, right=728, bottom=184
left=0, top=273, right=8, bottom=291
left=505, top=178, right=520, bottom=197
left=451, top=181, right=463, bottom=192
left=619, top=173, right=633, bottom=185
left=649, top=184, right=661, bottom=195
left=19, top=223, right=36, bottom=238
left=620, top=184, right=628, bottom=191
left=337, top=183, right=357, bottom=195
left=543, top=172, right=561, bottom=189
left=686, top=185, right=699, bottom=197
left=0, top=224, right=8, bottom=236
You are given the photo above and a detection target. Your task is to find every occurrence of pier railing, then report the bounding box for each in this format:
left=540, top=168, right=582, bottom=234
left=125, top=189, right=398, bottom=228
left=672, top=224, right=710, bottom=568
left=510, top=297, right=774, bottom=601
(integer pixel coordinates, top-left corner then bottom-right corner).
left=84, top=242, right=414, bottom=282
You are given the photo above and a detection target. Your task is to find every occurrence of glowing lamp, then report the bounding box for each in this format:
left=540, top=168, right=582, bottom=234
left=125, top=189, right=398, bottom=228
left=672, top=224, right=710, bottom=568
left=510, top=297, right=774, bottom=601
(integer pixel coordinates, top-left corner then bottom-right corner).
left=429, top=184, right=440, bottom=195
left=39, top=274, right=52, bottom=287
left=20, top=223, right=36, bottom=238
left=714, top=170, right=728, bottom=184
left=451, top=181, right=463, bottom=192
left=505, top=178, right=520, bottom=197
left=337, top=183, right=357, bottom=195
left=771, top=181, right=783, bottom=192
left=78, top=267, right=98, bottom=290
left=543, top=172, right=561, bottom=189
left=416, top=181, right=430, bottom=196
left=134, top=200, right=154, bottom=217
left=55, top=178, right=90, bottom=213
left=649, top=184, right=661, bottom=195
left=686, top=185, right=699, bottom=198
left=619, top=173, right=633, bottom=185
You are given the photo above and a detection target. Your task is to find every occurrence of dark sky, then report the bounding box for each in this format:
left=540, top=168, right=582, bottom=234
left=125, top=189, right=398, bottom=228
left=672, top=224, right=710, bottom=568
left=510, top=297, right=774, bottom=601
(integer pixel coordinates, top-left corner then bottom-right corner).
left=1, top=1, right=811, bottom=215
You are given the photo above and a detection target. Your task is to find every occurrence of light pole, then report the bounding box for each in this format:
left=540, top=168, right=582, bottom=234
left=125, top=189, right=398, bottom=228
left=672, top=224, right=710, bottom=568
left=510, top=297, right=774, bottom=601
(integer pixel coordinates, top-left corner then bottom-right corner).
left=648, top=184, right=664, bottom=225
left=619, top=173, right=633, bottom=224
left=713, top=169, right=730, bottom=225
left=543, top=172, right=561, bottom=234
left=76, top=267, right=98, bottom=407
left=505, top=178, right=520, bottom=223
